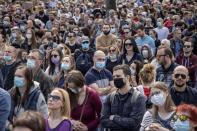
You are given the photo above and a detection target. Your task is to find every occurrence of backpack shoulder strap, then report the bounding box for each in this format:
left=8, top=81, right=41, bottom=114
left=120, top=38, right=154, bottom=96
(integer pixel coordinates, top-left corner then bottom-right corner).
left=130, top=89, right=141, bottom=104
left=110, top=91, right=117, bottom=104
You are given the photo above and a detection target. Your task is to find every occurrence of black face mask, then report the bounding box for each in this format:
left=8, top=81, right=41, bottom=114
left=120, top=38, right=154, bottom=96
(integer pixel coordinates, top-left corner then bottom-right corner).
left=103, top=30, right=110, bottom=35
left=114, top=78, right=125, bottom=89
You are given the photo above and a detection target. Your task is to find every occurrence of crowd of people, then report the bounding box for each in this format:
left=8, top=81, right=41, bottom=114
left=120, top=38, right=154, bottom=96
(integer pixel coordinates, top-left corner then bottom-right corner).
left=0, top=0, right=197, bottom=131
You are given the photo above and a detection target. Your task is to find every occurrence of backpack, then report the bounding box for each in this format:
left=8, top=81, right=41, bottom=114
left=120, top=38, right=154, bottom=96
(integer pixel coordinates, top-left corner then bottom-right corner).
left=76, top=52, right=92, bottom=75
left=110, top=88, right=141, bottom=104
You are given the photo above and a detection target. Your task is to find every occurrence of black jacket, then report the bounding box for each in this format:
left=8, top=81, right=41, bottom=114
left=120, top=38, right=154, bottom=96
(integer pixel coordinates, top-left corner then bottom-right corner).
left=170, top=86, right=197, bottom=106
left=0, top=61, right=20, bottom=90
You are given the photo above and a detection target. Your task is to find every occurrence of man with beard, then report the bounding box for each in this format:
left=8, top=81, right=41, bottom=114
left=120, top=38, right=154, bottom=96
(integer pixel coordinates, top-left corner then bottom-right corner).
left=96, top=23, right=117, bottom=54
left=156, top=46, right=178, bottom=87
left=170, top=66, right=197, bottom=106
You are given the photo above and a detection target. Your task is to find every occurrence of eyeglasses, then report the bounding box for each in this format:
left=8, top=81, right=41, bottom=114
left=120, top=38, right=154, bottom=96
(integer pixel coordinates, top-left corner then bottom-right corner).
left=183, top=45, right=191, bottom=48
left=48, top=94, right=61, bottom=101
left=109, top=49, right=116, bottom=53
left=125, top=43, right=133, bottom=46
left=82, top=41, right=89, bottom=44
left=157, top=54, right=166, bottom=58
left=174, top=73, right=187, bottom=79
left=51, top=54, right=59, bottom=58
left=174, top=114, right=189, bottom=122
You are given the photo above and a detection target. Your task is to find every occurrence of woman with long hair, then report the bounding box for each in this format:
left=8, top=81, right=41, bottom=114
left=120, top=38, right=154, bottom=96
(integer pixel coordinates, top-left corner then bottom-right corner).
left=57, top=55, right=75, bottom=88
left=25, top=29, right=38, bottom=52
left=9, top=65, right=48, bottom=123
left=46, top=88, right=72, bottom=131
left=106, top=45, right=121, bottom=73
left=140, top=82, right=175, bottom=131
left=120, top=38, right=144, bottom=65
left=45, top=48, right=63, bottom=77
left=65, top=70, right=102, bottom=131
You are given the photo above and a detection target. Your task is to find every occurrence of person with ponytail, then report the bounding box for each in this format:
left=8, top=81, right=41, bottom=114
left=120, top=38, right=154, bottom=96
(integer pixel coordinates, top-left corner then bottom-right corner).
left=136, top=63, right=156, bottom=98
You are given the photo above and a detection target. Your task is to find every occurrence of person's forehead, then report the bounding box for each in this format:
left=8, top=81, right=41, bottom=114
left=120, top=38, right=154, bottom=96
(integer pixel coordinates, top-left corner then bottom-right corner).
left=113, top=69, right=124, bottom=75
left=29, top=52, right=39, bottom=58
left=184, top=42, right=192, bottom=45
left=51, top=90, right=62, bottom=97
left=174, top=68, right=188, bottom=74
left=151, top=87, right=162, bottom=92
left=5, top=46, right=15, bottom=51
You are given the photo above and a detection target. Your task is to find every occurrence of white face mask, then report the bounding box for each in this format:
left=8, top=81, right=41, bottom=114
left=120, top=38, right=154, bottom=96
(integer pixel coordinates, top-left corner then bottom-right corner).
left=151, top=92, right=166, bottom=106
left=142, top=50, right=149, bottom=59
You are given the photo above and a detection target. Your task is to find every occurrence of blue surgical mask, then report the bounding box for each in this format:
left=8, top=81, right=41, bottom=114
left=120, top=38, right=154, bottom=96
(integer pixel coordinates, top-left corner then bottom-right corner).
left=82, top=42, right=89, bottom=50
left=14, top=76, right=25, bottom=88
left=173, top=119, right=190, bottom=131
left=61, top=63, right=70, bottom=71
left=95, top=61, right=105, bottom=69
left=3, top=55, right=12, bottom=61
left=12, top=33, right=17, bottom=38
left=157, top=22, right=162, bottom=28
left=27, top=59, right=36, bottom=68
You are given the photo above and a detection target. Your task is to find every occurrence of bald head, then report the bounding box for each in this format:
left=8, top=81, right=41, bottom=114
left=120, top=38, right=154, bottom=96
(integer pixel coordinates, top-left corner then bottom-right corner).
left=173, top=66, right=189, bottom=75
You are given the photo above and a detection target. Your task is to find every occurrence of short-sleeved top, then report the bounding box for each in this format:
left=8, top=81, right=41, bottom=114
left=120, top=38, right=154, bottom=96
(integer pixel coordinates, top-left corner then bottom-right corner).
left=45, top=119, right=72, bottom=131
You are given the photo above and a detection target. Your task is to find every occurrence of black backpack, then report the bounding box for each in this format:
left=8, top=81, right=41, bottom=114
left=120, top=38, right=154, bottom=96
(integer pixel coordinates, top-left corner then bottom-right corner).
left=76, top=52, right=93, bottom=75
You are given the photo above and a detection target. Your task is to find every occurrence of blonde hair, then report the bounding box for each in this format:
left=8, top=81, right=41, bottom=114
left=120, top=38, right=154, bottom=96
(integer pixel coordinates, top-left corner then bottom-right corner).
left=139, top=64, right=155, bottom=85
left=150, top=82, right=175, bottom=118
left=49, top=88, right=71, bottom=119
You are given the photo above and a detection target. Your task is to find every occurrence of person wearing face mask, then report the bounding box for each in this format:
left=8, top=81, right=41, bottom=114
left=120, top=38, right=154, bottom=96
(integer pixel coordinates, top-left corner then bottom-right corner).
left=8, top=65, right=48, bottom=125
left=0, top=45, right=20, bottom=91
left=106, top=45, right=121, bottom=73
left=74, top=36, right=95, bottom=75
left=140, top=82, right=175, bottom=131
left=171, top=104, right=197, bottom=131
left=141, top=45, right=154, bottom=64
left=65, top=32, right=81, bottom=53
left=154, top=18, right=169, bottom=41
left=2, top=16, right=11, bottom=37
left=65, top=70, right=102, bottom=131
left=176, top=40, right=197, bottom=88
left=27, top=49, right=54, bottom=101
left=9, top=27, right=26, bottom=49
left=96, top=23, right=117, bottom=54
left=45, top=48, right=63, bottom=84
left=85, top=50, right=115, bottom=102
left=57, top=55, right=75, bottom=88
left=101, top=64, right=146, bottom=131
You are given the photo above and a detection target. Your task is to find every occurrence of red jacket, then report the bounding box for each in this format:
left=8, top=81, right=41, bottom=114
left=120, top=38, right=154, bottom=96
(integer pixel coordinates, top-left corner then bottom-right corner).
left=176, top=53, right=197, bottom=87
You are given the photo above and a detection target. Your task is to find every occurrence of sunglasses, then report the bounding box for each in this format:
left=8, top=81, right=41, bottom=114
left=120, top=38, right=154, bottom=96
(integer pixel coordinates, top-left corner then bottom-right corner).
left=125, top=43, right=133, bottom=46
left=48, top=94, right=61, bottom=101
left=174, top=74, right=187, bottom=79
left=51, top=54, right=59, bottom=58
left=174, top=114, right=189, bottom=121
left=82, top=41, right=89, bottom=44
left=183, top=45, right=191, bottom=48
left=109, top=49, right=116, bottom=53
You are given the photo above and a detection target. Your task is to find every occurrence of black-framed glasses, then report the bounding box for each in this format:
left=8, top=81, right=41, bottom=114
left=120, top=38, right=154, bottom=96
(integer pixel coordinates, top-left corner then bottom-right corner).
left=157, top=54, right=166, bottom=58
left=174, top=74, right=187, bottom=79
left=183, top=45, right=191, bottom=48
left=82, top=41, right=89, bottom=44
left=109, top=49, right=116, bottom=53
left=48, top=94, right=61, bottom=101
left=51, top=54, right=59, bottom=58
left=125, top=43, right=133, bottom=46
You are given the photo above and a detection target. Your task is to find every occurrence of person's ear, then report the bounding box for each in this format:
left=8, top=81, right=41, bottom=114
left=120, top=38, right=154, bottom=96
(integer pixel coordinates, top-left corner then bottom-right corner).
left=186, top=75, right=190, bottom=82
